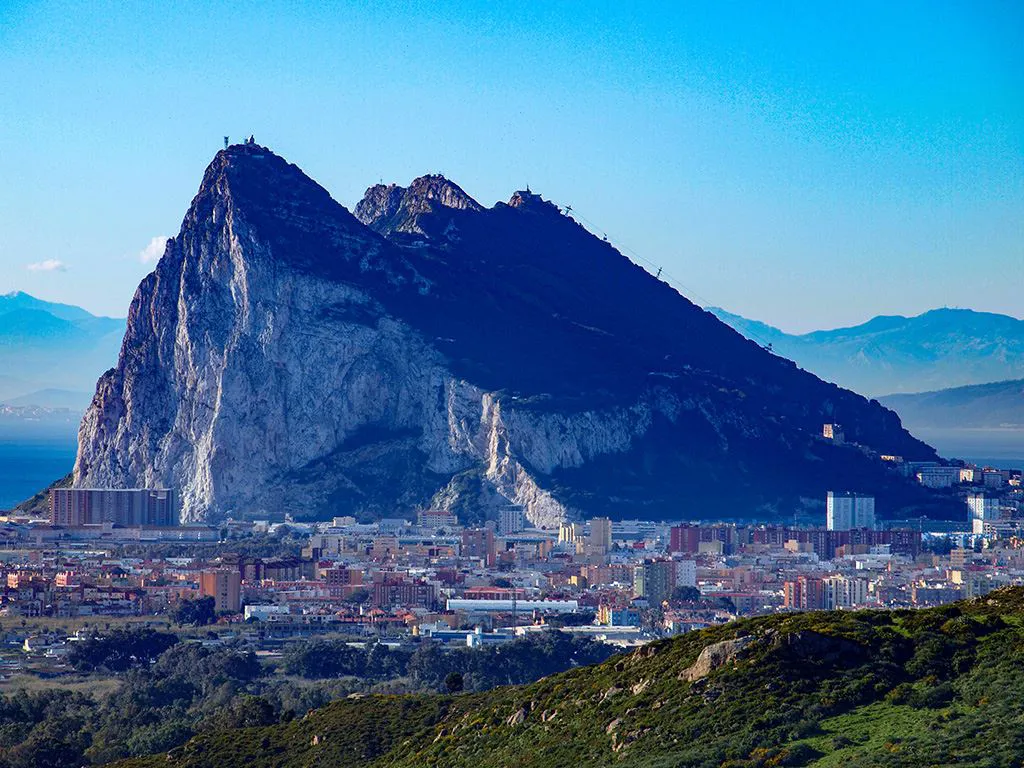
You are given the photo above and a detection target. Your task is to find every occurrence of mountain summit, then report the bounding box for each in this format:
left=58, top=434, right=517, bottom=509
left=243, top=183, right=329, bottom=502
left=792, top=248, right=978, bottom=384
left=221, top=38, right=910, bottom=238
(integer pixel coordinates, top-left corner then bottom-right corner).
left=355, top=174, right=482, bottom=238
left=74, top=144, right=938, bottom=524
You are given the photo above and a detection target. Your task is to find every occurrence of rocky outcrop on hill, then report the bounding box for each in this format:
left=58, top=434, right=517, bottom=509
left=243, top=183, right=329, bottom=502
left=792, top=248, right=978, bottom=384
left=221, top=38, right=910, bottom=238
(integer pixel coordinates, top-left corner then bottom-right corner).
left=74, top=143, right=939, bottom=524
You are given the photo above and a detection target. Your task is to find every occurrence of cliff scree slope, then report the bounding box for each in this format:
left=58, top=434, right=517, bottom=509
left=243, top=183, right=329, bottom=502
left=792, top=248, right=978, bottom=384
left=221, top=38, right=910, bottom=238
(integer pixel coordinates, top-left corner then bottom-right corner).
left=75, top=143, right=938, bottom=524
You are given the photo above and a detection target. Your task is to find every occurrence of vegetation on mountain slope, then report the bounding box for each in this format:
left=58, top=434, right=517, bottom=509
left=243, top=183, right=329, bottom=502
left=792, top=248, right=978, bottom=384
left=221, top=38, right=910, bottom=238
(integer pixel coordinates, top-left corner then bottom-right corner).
left=0, top=630, right=612, bottom=767
left=113, top=588, right=1024, bottom=767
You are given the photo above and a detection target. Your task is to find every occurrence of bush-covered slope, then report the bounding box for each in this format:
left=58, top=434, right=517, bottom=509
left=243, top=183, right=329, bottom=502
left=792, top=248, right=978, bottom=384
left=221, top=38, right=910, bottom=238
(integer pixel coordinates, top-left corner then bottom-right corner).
left=114, top=588, right=1024, bottom=768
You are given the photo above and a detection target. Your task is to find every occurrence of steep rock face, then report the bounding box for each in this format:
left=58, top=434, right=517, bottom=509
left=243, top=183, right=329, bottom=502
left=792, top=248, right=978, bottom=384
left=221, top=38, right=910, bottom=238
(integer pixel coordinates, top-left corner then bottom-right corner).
left=354, top=174, right=481, bottom=239
left=76, top=144, right=942, bottom=524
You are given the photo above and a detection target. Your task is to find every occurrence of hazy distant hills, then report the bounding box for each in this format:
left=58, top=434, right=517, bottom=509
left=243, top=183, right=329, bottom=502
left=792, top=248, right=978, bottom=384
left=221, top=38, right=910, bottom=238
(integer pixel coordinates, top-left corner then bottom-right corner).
left=0, top=291, right=124, bottom=406
left=709, top=307, right=1024, bottom=397
left=880, top=379, right=1024, bottom=430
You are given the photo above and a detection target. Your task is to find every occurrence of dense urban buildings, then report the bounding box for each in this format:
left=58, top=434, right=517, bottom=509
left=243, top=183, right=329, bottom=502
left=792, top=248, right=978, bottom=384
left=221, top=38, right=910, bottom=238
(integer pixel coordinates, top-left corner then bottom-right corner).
left=0, top=461, right=1008, bottom=653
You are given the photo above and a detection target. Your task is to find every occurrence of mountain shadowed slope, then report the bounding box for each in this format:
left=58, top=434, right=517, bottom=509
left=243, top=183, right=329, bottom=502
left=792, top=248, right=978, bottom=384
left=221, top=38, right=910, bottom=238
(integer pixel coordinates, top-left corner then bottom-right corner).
left=74, top=144, right=943, bottom=524
left=113, top=588, right=1024, bottom=768
left=709, top=306, right=1024, bottom=396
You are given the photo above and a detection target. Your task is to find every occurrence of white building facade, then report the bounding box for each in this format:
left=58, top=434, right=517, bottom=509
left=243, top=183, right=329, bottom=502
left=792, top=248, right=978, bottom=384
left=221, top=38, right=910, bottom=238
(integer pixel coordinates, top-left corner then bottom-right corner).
left=826, top=492, right=876, bottom=531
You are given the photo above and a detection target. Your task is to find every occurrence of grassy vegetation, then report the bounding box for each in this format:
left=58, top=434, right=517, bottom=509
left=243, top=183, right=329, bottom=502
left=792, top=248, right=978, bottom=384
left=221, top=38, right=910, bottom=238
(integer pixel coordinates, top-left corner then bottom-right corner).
left=0, top=674, right=120, bottom=697
left=111, top=587, right=1024, bottom=767
left=0, top=628, right=615, bottom=767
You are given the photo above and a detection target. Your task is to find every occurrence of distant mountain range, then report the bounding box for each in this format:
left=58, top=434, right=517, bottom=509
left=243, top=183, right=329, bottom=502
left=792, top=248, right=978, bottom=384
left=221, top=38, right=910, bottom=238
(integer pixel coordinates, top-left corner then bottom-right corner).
left=880, top=379, right=1024, bottom=431
left=708, top=307, right=1024, bottom=396
left=0, top=291, right=123, bottom=408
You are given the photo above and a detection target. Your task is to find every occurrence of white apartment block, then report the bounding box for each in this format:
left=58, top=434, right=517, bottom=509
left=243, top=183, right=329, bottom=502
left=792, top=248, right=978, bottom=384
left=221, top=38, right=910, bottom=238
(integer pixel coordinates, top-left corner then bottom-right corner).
left=826, top=492, right=876, bottom=531
left=967, top=493, right=1001, bottom=535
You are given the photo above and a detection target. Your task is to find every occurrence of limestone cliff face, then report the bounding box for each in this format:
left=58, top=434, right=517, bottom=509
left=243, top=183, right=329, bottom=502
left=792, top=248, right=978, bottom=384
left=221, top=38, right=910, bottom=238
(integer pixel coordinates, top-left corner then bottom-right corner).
left=73, top=147, right=644, bottom=524
left=75, top=144, right=942, bottom=524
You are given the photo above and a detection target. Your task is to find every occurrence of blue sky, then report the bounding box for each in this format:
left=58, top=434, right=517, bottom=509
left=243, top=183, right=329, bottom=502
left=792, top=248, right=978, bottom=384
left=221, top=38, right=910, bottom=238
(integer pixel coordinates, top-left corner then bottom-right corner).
left=1, top=1, right=1021, bottom=332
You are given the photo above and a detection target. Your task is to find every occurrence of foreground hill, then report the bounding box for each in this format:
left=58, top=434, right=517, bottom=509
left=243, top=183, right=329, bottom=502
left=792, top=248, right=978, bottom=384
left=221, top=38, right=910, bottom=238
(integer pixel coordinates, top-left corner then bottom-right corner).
left=0, top=292, right=124, bottom=405
left=710, top=306, right=1024, bottom=396
left=115, top=588, right=1024, bottom=768
left=75, top=143, right=938, bottom=524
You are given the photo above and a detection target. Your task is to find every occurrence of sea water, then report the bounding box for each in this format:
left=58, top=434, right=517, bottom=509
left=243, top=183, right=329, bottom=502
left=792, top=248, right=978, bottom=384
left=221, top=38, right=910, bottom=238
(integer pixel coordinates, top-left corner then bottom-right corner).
left=0, top=420, right=78, bottom=510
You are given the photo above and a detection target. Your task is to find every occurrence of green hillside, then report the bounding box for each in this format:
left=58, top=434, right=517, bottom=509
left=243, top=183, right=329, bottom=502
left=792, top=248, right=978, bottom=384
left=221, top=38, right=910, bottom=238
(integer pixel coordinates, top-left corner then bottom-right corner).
left=114, top=589, right=1024, bottom=768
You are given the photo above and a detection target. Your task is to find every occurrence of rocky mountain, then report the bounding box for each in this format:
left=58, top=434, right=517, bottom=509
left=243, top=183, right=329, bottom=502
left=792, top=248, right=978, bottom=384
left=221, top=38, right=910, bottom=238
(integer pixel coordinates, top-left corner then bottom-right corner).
left=0, top=292, right=125, bottom=404
left=881, top=379, right=1024, bottom=431
left=114, top=588, right=1024, bottom=768
left=709, top=306, right=1024, bottom=396
left=74, top=143, right=941, bottom=525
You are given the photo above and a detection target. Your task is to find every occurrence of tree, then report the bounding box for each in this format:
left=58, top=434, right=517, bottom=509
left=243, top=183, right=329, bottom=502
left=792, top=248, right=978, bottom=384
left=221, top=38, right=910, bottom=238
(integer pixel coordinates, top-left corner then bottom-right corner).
left=171, top=596, right=217, bottom=626
left=209, top=694, right=277, bottom=730
left=671, top=586, right=702, bottom=604
left=68, top=628, right=177, bottom=672
left=715, top=596, right=737, bottom=614
left=444, top=672, right=464, bottom=693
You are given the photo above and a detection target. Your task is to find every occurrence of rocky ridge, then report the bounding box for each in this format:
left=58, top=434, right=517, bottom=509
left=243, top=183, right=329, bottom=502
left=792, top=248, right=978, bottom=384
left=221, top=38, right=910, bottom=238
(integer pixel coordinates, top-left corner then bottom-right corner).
left=75, top=144, right=940, bottom=524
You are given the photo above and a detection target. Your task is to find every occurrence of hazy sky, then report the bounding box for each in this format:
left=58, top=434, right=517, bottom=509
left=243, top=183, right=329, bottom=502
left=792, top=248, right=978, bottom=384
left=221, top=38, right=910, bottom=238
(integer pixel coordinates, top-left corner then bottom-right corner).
left=1, top=1, right=1021, bottom=332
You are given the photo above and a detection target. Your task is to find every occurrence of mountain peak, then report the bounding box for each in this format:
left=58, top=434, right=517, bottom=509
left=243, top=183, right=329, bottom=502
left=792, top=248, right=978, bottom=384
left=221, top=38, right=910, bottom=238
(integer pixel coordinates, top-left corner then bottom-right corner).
left=507, top=188, right=544, bottom=208
left=355, top=174, right=481, bottom=237
left=183, top=143, right=375, bottom=279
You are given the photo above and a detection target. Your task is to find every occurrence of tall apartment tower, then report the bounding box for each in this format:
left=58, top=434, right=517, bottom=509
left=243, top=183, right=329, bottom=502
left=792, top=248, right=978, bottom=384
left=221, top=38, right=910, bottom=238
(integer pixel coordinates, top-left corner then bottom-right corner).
left=461, top=527, right=496, bottom=567
left=966, top=493, right=1000, bottom=535
left=588, top=517, right=613, bottom=554
left=199, top=569, right=241, bottom=613
left=826, top=492, right=875, bottom=531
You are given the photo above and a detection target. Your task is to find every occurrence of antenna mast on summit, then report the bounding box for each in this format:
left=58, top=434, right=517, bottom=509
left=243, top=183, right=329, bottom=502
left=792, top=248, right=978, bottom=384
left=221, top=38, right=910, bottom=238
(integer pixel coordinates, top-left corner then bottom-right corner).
left=224, top=136, right=229, bottom=149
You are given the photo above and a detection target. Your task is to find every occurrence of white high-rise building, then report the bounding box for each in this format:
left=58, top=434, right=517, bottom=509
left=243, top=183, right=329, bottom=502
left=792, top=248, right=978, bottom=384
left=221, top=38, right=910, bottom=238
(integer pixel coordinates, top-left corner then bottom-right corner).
left=966, top=493, right=1000, bottom=535
left=826, top=492, right=875, bottom=531
left=824, top=575, right=870, bottom=608
left=675, top=559, right=697, bottom=589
